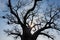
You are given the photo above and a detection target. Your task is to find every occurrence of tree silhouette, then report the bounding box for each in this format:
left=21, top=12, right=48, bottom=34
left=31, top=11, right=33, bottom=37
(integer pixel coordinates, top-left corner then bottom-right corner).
left=1, top=0, right=60, bottom=40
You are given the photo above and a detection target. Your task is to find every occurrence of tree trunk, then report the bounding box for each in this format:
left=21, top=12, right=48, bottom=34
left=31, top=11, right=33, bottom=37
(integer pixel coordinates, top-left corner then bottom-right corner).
left=21, top=35, right=33, bottom=40
left=21, top=26, right=36, bottom=40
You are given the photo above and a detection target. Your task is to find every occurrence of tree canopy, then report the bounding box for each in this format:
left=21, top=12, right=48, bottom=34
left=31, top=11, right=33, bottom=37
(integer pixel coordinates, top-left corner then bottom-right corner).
left=0, top=0, right=60, bottom=40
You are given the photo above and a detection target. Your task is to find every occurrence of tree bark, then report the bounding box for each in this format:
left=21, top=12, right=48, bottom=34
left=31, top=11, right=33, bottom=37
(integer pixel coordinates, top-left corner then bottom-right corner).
left=21, top=26, right=35, bottom=40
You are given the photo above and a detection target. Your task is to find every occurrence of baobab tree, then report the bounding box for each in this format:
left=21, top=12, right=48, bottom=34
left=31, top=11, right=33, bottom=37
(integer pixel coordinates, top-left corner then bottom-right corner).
left=1, top=0, right=60, bottom=40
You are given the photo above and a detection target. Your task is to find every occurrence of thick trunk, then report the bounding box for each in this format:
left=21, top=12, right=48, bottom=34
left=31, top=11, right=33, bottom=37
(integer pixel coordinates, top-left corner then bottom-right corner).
left=21, top=26, right=36, bottom=40
left=21, top=34, right=36, bottom=40
left=21, top=35, right=33, bottom=40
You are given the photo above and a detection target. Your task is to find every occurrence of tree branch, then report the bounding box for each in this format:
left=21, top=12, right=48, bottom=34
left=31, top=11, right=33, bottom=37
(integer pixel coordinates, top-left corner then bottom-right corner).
left=4, top=29, right=22, bottom=38
left=8, top=0, right=24, bottom=28
left=31, top=23, right=41, bottom=29
left=33, top=31, right=54, bottom=40
left=23, top=0, right=42, bottom=25
left=40, top=33, right=54, bottom=40
left=33, top=11, right=60, bottom=40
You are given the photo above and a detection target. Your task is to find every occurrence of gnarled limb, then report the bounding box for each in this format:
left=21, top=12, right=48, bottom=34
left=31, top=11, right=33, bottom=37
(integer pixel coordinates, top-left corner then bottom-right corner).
left=40, top=33, right=54, bottom=40
left=32, top=8, right=60, bottom=40
left=23, top=0, right=42, bottom=26
left=7, top=0, right=25, bottom=29
left=4, top=30, right=22, bottom=37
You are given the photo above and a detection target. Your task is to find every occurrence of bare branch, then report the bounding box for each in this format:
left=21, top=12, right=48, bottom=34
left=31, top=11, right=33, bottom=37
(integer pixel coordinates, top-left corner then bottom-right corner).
left=31, top=23, right=41, bottom=29
left=8, top=0, right=17, bottom=17
left=8, top=0, right=25, bottom=28
left=4, top=29, right=22, bottom=38
left=23, top=0, right=41, bottom=25
left=40, top=33, right=54, bottom=40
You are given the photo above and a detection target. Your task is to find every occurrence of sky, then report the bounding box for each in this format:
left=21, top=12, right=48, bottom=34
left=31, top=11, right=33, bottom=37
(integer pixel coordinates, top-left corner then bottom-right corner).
left=0, top=0, right=60, bottom=40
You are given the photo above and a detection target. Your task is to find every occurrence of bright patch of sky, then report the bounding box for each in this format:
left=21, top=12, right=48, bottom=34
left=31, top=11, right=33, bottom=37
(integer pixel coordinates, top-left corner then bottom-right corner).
left=0, top=0, right=60, bottom=40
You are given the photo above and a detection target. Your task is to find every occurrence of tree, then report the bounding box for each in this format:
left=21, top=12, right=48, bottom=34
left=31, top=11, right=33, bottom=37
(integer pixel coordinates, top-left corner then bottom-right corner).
left=1, top=0, right=60, bottom=40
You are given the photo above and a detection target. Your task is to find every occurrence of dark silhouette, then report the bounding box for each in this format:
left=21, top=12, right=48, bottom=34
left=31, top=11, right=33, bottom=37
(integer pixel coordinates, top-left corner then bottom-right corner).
left=1, top=0, right=60, bottom=40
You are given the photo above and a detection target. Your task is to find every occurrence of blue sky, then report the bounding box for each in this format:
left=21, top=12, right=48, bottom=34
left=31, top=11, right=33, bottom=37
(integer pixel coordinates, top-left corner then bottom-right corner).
left=0, top=0, right=60, bottom=40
